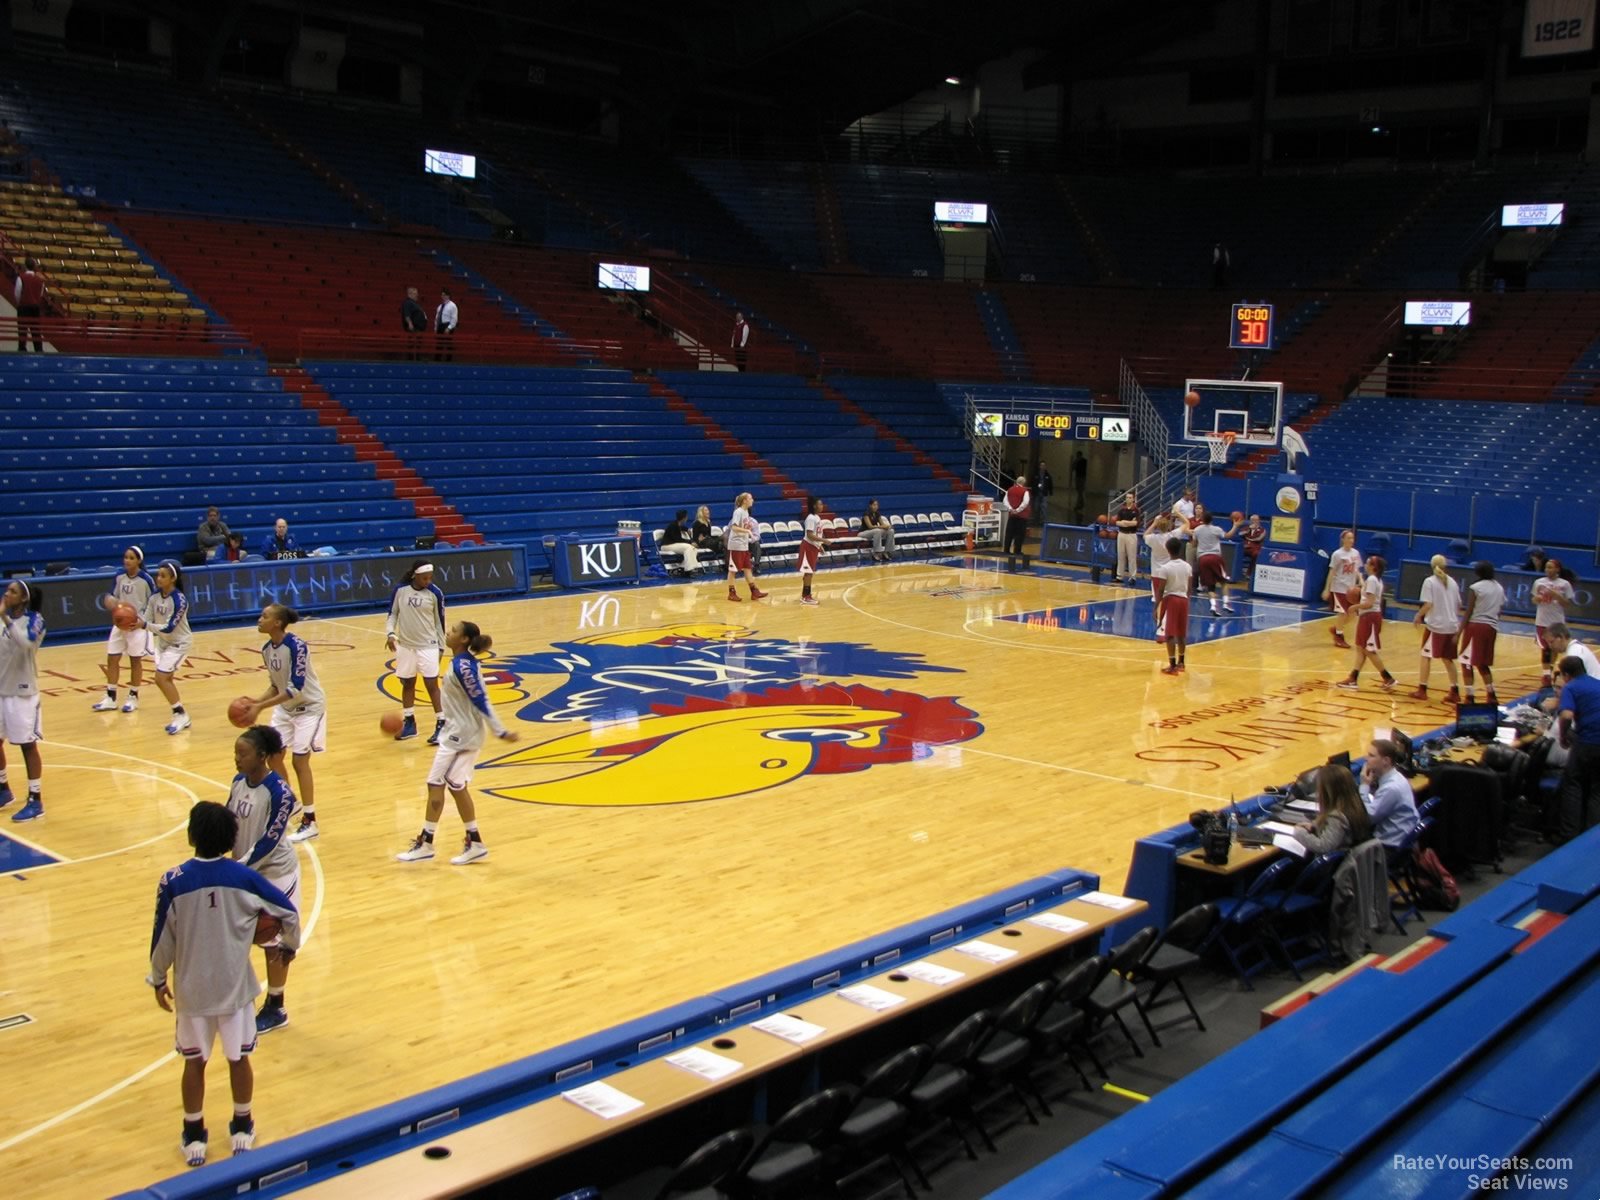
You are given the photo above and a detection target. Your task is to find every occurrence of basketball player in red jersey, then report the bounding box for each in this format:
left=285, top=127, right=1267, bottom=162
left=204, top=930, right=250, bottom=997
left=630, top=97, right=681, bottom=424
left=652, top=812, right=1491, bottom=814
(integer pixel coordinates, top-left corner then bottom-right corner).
left=1322, top=530, right=1363, bottom=649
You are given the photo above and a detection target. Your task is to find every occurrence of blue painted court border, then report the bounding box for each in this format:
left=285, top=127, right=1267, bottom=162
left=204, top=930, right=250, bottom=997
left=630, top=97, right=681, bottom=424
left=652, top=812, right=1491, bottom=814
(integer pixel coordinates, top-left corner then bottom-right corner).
left=0, top=831, right=61, bottom=872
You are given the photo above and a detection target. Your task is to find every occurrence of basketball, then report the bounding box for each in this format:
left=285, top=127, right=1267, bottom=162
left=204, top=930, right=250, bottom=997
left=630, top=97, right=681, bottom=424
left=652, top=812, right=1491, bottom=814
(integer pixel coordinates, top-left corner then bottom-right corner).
left=380, top=711, right=404, bottom=735
left=227, top=697, right=254, bottom=728
left=1096, top=513, right=1109, bottom=525
left=112, top=602, right=139, bottom=630
left=254, top=913, right=281, bottom=946
left=1231, top=510, right=1244, bottom=523
left=1184, top=390, right=1201, bottom=407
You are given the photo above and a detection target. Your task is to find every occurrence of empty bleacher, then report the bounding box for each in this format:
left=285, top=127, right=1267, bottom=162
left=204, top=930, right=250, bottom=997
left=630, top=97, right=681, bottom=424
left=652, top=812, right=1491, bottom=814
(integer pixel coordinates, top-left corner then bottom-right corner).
left=656, top=371, right=968, bottom=525
left=0, top=356, right=426, bottom=573
left=302, top=362, right=796, bottom=572
left=0, top=58, right=361, bottom=225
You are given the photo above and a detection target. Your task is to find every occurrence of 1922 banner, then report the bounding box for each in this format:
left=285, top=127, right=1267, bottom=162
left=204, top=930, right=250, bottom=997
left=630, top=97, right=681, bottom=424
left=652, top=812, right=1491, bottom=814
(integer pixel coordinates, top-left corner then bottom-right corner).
left=1523, top=0, right=1594, bottom=56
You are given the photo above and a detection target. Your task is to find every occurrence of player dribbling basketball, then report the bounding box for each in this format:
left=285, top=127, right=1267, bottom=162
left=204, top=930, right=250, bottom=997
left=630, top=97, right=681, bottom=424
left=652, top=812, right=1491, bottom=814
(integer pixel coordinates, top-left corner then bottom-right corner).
left=397, top=621, right=519, bottom=865
left=93, top=545, right=154, bottom=713
left=225, top=726, right=301, bottom=1035
left=1322, top=530, right=1363, bottom=649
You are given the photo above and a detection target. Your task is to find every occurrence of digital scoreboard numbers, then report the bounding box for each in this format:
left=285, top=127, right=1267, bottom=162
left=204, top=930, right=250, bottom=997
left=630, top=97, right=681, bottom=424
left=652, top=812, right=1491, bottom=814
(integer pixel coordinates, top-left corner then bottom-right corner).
left=1032, top=412, right=1073, bottom=439
left=1228, top=303, right=1275, bottom=351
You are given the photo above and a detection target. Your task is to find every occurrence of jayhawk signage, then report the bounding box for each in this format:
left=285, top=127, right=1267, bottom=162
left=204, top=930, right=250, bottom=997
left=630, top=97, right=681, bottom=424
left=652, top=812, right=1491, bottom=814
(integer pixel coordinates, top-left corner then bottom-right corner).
left=381, top=622, right=983, bottom=807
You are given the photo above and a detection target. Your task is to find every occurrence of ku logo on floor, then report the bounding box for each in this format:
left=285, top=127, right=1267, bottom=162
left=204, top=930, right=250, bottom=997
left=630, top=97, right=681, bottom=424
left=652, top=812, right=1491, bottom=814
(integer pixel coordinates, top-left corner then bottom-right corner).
left=382, top=622, right=982, bottom=806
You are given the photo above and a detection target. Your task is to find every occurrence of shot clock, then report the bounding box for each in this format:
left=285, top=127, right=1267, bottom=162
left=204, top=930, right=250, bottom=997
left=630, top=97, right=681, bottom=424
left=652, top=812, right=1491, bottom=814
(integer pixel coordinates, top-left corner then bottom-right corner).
left=1228, top=303, right=1275, bottom=350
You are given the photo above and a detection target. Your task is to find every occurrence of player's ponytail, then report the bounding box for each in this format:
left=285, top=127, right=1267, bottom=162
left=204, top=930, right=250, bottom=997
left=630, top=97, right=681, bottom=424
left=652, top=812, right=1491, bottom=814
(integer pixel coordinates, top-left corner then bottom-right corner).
left=1429, top=554, right=1449, bottom=583
left=460, top=620, right=493, bottom=656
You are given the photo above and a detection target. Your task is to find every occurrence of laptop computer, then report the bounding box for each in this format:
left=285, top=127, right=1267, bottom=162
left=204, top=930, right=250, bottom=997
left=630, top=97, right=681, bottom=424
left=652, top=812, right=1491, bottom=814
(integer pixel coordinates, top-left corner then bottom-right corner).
left=1453, top=703, right=1500, bottom=743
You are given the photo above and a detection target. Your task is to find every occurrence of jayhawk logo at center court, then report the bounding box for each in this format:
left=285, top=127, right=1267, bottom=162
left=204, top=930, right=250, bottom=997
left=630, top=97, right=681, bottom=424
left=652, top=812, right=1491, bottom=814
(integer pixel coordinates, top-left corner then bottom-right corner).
left=382, top=622, right=982, bottom=807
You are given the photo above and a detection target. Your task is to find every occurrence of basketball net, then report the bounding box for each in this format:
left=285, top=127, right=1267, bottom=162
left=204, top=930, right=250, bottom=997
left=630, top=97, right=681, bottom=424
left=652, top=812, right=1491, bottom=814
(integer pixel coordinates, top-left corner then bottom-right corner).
left=1204, top=433, right=1233, bottom=466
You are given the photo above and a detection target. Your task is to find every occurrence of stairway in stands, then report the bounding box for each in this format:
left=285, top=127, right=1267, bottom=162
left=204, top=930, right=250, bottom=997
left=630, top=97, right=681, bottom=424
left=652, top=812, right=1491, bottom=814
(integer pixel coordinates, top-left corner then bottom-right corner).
left=817, top=381, right=969, bottom=497
left=273, top=366, right=483, bottom=544
left=643, top=376, right=807, bottom=503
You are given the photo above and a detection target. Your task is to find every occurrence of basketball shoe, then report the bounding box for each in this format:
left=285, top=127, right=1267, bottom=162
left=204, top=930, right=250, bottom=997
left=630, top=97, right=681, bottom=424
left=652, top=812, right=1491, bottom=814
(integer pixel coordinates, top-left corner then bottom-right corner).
left=396, top=836, right=435, bottom=862
left=450, top=838, right=488, bottom=865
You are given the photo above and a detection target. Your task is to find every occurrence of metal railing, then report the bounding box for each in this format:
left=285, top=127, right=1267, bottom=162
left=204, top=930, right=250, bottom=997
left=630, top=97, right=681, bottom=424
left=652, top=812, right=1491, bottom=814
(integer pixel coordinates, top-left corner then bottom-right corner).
left=1, top=314, right=249, bottom=356
left=1119, top=358, right=1208, bottom=520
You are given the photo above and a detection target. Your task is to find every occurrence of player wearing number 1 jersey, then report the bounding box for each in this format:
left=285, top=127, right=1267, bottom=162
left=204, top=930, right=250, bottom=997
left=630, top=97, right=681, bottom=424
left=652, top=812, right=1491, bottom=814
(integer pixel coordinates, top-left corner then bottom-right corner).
left=149, top=801, right=300, bottom=1168
left=1323, top=530, right=1363, bottom=649
left=798, top=496, right=824, bottom=605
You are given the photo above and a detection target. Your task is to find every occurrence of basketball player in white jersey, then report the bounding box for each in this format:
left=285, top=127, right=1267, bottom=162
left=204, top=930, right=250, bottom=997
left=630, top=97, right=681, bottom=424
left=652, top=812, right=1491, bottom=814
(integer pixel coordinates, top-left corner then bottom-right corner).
left=1458, top=561, right=1506, bottom=707
left=150, top=801, right=299, bottom=1166
left=397, top=620, right=519, bottom=865
left=725, top=492, right=767, bottom=602
left=1156, top=537, right=1193, bottom=674
left=238, top=604, right=326, bottom=843
left=140, top=560, right=194, bottom=735
left=798, top=495, right=824, bottom=605
left=1322, top=530, right=1363, bottom=649
left=0, top=579, right=45, bottom=822
left=225, top=725, right=300, bottom=1035
left=94, top=544, right=154, bottom=712
left=1412, top=555, right=1463, bottom=704
left=386, top=561, right=447, bottom=745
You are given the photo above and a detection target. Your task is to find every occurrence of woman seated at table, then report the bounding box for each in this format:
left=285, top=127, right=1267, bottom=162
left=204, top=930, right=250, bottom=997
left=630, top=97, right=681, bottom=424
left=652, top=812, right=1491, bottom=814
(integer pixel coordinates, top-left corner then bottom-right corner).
left=659, top=510, right=703, bottom=574
left=1293, top=765, right=1373, bottom=855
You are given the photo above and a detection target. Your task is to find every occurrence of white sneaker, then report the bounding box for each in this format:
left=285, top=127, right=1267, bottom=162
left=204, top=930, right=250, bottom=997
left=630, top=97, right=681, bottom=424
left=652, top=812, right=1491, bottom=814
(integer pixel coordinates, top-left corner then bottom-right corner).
left=229, top=1118, right=255, bottom=1155
left=450, top=839, right=488, bottom=865
left=288, top=819, right=318, bottom=843
left=165, top=712, right=192, bottom=735
left=122, top=694, right=139, bottom=713
left=396, top=837, right=435, bottom=862
left=92, top=695, right=118, bottom=712
left=182, top=1132, right=207, bottom=1168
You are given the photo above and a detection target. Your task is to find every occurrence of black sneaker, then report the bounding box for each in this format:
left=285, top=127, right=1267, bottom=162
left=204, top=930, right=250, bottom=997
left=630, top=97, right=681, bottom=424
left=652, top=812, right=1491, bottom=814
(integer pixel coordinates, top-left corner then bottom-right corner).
left=426, top=719, right=445, bottom=746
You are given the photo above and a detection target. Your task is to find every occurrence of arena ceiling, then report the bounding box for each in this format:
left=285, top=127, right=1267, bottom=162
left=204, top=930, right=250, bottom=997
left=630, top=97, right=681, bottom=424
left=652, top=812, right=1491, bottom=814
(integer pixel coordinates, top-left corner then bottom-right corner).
left=121, top=0, right=1218, bottom=134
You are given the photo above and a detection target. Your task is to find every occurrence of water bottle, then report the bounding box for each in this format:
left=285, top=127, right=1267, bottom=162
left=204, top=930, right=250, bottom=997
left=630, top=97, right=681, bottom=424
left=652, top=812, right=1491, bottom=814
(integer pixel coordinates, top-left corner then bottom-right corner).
left=1227, top=808, right=1239, bottom=841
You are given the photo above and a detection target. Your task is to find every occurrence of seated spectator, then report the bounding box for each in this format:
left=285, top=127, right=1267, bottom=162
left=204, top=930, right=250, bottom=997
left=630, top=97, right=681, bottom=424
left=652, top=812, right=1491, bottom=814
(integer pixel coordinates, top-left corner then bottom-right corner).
left=260, top=518, right=301, bottom=561
left=660, top=510, right=703, bottom=573
left=861, top=499, right=896, bottom=561
left=1522, top=545, right=1548, bottom=574
left=224, top=532, right=246, bottom=562
left=1359, top=738, right=1418, bottom=858
left=691, top=505, right=722, bottom=555
left=1293, top=765, right=1373, bottom=855
left=196, top=506, right=231, bottom=561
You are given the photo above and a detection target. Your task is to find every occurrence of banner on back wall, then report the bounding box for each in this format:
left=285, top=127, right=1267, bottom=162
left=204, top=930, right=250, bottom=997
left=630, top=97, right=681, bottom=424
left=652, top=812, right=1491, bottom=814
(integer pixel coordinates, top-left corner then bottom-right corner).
left=1522, top=0, right=1595, bottom=56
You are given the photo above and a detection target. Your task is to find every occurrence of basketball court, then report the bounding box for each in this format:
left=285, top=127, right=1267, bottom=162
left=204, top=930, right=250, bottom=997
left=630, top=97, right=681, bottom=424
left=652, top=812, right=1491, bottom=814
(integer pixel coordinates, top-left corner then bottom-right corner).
left=0, top=558, right=1546, bottom=1198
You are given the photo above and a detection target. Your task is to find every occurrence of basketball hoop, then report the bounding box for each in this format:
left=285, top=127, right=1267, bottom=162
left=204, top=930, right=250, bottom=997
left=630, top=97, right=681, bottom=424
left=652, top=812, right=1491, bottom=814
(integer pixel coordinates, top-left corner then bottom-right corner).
left=1204, top=434, right=1231, bottom=466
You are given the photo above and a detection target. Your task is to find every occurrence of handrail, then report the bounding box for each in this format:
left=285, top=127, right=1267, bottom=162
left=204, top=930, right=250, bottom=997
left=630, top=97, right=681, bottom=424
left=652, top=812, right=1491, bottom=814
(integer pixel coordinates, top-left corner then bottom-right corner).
left=0, top=314, right=249, bottom=355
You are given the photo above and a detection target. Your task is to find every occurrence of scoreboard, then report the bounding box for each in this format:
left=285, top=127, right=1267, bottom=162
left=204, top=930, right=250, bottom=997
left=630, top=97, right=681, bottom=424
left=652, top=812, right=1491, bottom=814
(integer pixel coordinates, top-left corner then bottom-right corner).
left=1228, top=303, right=1275, bottom=350
left=994, top=413, right=1126, bottom=441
